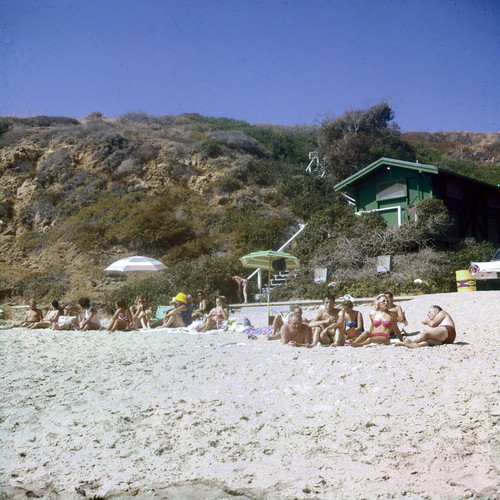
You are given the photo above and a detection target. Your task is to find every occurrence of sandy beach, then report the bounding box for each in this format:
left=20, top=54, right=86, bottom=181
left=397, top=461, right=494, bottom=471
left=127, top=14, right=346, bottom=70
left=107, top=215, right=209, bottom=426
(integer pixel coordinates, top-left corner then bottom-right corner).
left=1, top=291, right=499, bottom=499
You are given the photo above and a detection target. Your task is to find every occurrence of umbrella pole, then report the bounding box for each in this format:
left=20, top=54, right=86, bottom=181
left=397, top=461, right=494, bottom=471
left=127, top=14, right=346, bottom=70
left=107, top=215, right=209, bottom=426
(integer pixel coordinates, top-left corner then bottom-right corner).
left=267, top=268, right=271, bottom=325
left=135, top=271, right=138, bottom=296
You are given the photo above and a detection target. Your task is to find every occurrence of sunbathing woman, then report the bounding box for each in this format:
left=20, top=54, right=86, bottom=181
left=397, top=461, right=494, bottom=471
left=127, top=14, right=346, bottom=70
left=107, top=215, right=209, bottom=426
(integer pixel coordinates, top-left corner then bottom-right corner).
left=192, top=290, right=210, bottom=320
left=339, top=299, right=364, bottom=340
left=28, top=300, right=62, bottom=329
left=350, top=294, right=403, bottom=346
left=131, top=296, right=152, bottom=329
left=108, top=299, right=134, bottom=331
left=79, top=298, right=102, bottom=330
left=384, top=291, right=408, bottom=334
left=196, top=296, right=229, bottom=332
left=53, top=304, right=80, bottom=330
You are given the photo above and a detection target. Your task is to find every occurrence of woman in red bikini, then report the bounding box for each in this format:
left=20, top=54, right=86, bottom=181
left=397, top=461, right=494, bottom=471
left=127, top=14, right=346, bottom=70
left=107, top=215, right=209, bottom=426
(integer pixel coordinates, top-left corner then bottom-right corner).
left=350, top=294, right=402, bottom=347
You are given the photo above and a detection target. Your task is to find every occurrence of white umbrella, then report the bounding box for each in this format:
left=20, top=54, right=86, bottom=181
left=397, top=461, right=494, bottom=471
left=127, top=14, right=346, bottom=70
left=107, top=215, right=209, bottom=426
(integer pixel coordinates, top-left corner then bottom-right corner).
left=104, top=256, right=168, bottom=294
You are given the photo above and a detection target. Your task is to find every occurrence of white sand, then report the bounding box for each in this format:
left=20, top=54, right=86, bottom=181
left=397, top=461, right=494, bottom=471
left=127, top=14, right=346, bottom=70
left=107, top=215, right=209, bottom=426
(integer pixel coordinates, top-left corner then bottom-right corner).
left=1, top=291, right=499, bottom=499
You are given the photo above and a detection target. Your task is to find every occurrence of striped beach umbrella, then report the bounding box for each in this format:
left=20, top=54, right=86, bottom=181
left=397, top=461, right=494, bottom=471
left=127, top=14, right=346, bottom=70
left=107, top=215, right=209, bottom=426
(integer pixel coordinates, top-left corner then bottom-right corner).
left=104, top=256, right=168, bottom=294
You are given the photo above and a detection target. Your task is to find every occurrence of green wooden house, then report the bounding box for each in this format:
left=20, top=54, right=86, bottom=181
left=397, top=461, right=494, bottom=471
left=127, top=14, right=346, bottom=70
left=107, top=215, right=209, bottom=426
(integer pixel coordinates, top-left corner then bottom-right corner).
left=334, top=157, right=500, bottom=245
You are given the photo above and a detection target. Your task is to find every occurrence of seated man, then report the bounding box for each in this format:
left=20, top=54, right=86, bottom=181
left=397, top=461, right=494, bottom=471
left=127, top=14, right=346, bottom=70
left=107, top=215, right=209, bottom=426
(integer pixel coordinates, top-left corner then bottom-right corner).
left=309, top=295, right=343, bottom=346
left=396, top=305, right=456, bottom=348
left=4, top=299, right=43, bottom=328
left=281, top=312, right=312, bottom=347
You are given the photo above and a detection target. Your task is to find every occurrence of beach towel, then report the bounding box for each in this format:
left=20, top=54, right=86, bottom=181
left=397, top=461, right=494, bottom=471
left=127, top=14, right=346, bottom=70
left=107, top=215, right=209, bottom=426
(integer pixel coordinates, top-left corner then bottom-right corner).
left=242, top=325, right=273, bottom=336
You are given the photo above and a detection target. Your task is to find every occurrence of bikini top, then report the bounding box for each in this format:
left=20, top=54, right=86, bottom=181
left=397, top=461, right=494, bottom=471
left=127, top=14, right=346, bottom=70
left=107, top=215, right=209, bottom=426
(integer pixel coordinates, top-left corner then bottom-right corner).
left=372, top=319, right=392, bottom=328
left=345, top=316, right=358, bottom=328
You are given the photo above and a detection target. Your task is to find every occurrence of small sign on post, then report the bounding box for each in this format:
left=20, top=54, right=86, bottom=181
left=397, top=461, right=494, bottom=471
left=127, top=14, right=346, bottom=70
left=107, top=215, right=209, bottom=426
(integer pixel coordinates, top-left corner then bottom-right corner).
left=314, top=268, right=328, bottom=283
left=377, top=255, right=392, bottom=273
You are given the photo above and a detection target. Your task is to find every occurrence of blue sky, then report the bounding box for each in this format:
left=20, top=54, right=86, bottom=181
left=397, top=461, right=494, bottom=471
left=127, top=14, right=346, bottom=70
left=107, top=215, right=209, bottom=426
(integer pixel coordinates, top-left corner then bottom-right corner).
left=1, top=0, right=498, bottom=132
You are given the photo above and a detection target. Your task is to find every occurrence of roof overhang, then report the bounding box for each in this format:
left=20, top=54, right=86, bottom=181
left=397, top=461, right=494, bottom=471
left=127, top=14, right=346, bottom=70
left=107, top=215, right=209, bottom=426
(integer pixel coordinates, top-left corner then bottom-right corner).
left=334, top=157, right=439, bottom=192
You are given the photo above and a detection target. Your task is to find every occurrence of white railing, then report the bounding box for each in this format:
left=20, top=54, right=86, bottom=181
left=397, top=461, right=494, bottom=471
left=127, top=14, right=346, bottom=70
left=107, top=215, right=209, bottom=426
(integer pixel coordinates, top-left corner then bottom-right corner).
left=246, top=223, right=307, bottom=290
left=355, top=206, right=403, bottom=226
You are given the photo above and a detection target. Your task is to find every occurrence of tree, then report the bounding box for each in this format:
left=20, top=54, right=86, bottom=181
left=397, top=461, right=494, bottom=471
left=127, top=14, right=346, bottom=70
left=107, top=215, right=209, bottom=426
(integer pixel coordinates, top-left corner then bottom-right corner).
left=318, top=102, right=414, bottom=181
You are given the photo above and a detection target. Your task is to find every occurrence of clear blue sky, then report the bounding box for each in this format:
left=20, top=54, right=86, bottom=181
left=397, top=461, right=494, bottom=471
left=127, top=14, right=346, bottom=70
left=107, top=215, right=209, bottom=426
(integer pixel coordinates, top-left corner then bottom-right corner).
left=1, top=0, right=498, bottom=132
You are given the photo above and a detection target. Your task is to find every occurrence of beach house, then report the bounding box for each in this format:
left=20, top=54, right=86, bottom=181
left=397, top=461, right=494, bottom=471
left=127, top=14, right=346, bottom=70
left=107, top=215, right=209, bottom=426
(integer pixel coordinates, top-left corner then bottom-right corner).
left=334, top=157, right=500, bottom=245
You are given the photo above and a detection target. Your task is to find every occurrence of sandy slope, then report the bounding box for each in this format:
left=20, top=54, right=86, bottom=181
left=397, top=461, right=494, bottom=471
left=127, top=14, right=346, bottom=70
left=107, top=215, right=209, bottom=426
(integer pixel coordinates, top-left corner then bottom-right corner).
left=1, top=291, right=499, bottom=499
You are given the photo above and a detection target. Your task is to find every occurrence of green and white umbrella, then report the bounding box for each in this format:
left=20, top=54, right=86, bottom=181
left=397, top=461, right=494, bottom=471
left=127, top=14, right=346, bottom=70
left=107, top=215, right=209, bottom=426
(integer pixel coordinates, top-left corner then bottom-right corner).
left=240, top=250, right=300, bottom=322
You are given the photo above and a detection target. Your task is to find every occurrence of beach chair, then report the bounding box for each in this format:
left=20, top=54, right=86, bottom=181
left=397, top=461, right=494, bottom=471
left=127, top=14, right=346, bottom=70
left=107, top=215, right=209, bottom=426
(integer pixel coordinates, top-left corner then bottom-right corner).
left=151, top=305, right=174, bottom=323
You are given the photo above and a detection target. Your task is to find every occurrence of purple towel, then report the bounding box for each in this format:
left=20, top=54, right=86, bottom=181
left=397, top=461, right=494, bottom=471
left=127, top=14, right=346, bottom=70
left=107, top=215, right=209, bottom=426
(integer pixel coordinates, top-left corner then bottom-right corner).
left=243, top=325, right=273, bottom=335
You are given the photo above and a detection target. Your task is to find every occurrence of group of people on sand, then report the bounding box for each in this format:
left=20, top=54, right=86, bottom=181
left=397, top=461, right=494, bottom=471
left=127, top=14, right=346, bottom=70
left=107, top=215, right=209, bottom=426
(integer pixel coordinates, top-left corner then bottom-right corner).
left=3, top=298, right=102, bottom=331
left=106, top=290, right=229, bottom=332
left=275, top=292, right=456, bottom=349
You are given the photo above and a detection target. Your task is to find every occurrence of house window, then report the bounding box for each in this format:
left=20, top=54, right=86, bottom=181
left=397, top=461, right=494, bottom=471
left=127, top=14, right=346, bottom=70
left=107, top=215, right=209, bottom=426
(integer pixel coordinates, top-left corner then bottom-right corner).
left=376, top=181, right=407, bottom=201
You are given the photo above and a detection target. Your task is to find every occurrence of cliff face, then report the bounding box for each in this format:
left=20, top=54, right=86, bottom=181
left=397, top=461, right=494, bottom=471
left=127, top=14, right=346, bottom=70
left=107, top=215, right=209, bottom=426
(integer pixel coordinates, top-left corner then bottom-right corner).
left=0, top=116, right=282, bottom=301
left=0, top=115, right=497, bottom=303
left=402, top=131, right=500, bottom=167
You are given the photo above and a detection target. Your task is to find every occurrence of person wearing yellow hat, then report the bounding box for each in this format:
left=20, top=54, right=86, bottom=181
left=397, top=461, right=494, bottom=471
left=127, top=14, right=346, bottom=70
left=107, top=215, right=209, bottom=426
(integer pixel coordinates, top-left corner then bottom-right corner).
left=160, top=292, right=192, bottom=328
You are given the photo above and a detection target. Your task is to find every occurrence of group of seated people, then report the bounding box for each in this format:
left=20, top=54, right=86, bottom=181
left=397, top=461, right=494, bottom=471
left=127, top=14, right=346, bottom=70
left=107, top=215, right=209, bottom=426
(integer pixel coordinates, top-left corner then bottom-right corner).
left=275, top=292, right=456, bottom=349
left=4, top=290, right=230, bottom=333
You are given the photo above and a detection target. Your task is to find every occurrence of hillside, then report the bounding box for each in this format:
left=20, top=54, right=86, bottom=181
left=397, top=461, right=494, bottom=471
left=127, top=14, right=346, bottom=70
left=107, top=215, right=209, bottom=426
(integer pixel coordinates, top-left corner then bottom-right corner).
left=0, top=112, right=498, bottom=305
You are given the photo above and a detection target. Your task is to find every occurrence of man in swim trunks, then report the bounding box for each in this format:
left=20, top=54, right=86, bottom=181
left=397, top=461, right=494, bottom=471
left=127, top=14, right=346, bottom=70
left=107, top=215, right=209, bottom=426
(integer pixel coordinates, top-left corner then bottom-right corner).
left=4, top=299, right=43, bottom=328
left=396, top=305, right=456, bottom=348
left=310, top=295, right=343, bottom=346
left=281, top=313, right=312, bottom=347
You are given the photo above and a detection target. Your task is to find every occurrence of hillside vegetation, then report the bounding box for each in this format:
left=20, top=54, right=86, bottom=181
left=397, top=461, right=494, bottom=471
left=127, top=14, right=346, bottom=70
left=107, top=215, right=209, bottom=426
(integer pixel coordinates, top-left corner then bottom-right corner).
left=0, top=105, right=498, bottom=309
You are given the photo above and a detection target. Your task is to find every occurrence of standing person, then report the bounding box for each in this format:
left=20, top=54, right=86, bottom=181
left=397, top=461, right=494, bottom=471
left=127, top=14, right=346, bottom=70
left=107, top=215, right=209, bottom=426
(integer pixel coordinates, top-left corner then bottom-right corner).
left=108, top=299, right=133, bottom=331
left=192, top=290, right=210, bottom=320
left=28, top=300, right=62, bottom=329
left=339, top=300, right=364, bottom=340
left=310, top=295, right=342, bottom=346
left=232, top=276, right=248, bottom=304
left=4, top=299, right=43, bottom=328
left=78, top=298, right=102, bottom=331
left=397, top=306, right=456, bottom=348
left=384, top=291, right=408, bottom=334
left=281, top=313, right=312, bottom=347
left=350, top=294, right=402, bottom=346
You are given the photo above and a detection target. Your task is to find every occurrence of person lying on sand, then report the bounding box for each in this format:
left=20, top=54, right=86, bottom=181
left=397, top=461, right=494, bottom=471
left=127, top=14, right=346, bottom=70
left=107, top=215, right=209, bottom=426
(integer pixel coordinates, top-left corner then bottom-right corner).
left=384, top=291, right=408, bottom=334
left=196, top=296, right=229, bottom=332
left=108, top=299, right=134, bottom=331
left=281, top=312, right=312, bottom=347
left=53, top=304, right=80, bottom=330
left=79, top=298, right=102, bottom=331
left=340, top=299, right=364, bottom=341
left=350, top=294, right=402, bottom=347
left=396, top=305, right=456, bottom=348
left=267, top=306, right=308, bottom=340
left=28, top=300, right=62, bottom=329
left=310, top=295, right=343, bottom=346
left=4, top=299, right=43, bottom=328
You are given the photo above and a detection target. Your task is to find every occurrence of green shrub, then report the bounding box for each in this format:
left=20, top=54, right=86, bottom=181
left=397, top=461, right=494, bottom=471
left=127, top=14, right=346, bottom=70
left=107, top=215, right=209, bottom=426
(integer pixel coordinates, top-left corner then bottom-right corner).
left=211, top=176, right=241, bottom=194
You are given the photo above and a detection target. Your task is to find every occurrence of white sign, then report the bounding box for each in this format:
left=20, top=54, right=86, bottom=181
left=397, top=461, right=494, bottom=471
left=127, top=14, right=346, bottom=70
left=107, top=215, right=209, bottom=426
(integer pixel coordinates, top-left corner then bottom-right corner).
left=314, top=268, right=328, bottom=283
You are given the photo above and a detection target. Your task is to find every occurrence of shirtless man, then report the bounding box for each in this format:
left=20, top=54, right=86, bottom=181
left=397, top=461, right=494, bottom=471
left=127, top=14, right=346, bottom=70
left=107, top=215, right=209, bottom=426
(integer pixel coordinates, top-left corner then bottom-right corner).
left=396, top=305, right=456, bottom=348
left=267, top=306, right=308, bottom=340
left=4, top=299, right=43, bottom=328
left=281, top=313, right=312, bottom=347
left=309, top=295, right=344, bottom=346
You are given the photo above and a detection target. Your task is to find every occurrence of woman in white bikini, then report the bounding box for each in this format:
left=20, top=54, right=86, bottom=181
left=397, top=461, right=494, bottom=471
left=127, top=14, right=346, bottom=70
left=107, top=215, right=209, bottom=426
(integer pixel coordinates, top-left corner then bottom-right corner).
left=79, top=297, right=102, bottom=330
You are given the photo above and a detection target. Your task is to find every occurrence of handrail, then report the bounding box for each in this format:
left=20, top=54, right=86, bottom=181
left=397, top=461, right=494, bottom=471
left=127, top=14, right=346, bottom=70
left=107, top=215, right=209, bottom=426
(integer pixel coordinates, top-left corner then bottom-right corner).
left=246, top=223, right=307, bottom=288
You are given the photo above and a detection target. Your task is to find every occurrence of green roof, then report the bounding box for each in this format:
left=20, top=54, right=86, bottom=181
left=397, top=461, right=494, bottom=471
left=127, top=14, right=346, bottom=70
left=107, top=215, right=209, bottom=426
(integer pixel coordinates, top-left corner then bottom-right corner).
left=334, top=157, right=439, bottom=191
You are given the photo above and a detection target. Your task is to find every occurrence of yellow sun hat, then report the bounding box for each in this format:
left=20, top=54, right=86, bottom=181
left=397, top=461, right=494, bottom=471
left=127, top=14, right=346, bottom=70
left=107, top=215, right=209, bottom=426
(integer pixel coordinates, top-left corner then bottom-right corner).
left=173, top=292, right=187, bottom=304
